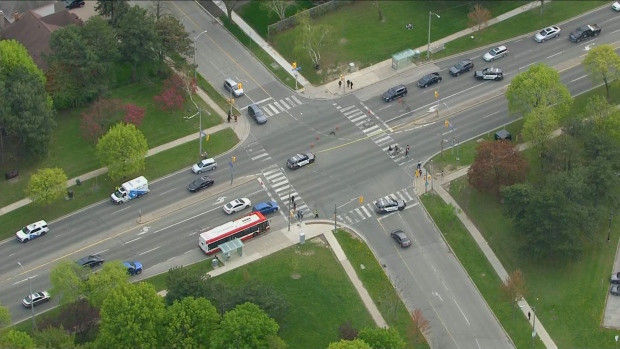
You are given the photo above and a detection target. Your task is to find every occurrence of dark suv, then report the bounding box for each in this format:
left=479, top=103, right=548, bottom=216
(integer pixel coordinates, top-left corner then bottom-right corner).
left=449, top=59, right=474, bottom=76
left=382, top=85, right=407, bottom=102
left=76, top=254, right=104, bottom=268
left=65, top=0, right=85, bottom=9
left=248, top=104, right=267, bottom=124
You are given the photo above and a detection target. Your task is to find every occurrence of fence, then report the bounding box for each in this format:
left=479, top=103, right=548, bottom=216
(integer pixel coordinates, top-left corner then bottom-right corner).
left=267, top=0, right=354, bottom=38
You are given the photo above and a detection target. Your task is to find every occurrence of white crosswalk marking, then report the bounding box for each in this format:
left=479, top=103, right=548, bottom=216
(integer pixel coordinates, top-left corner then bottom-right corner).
left=261, top=169, right=311, bottom=216
left=335, top=188, right=417, bottom=225
left=291, top=95, right=302, bottom=105
left=245, top=142, right=272, bottom=163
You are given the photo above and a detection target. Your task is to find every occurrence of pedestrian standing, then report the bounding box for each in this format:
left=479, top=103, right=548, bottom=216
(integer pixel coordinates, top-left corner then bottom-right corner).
left=350, top=81, right=353, bottom=89
left=405, top=145, right=410, bottom=157
left=291, top=195, right=295, bottom=204
left=227, top=111, right=231, bottom=123
left=234, top=114, right=238, bottom=122
left=347, top=79, right=351, bottom=88
left=293, top=201, right=297, bottom=210
left=528, top=312, right=531, bottom=321
left=314, top=209, right=319, bottom=219
left=338, top=80, right=342, bottom=89
left=417, top=161, right=422, bottom=170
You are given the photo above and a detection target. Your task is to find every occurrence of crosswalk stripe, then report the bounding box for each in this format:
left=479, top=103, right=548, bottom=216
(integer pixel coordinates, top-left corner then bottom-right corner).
left=272, top=182, right=290, bottom=193
left=402, top=190, right=414, bottom=201
left=291, top=95, right=302, bottom=105
left=264, top=172, right=282, bottom=181
left=360, top=205, right=372, bottom=218
left=270, top=176, right=289, bottom=187
left=349, top=114, right=367, bottom=123
left=340, top=105, right=356, bottom=112
left=344, top=109, right=362, bottom=117
left=280, top=99, right=290, bottom=109
left=374, top=136, right=392, bottom=144
left=262, top=108, right=274, bottom=117
left=344, top=214, right=354, bottom=224
left=353, top=208, right=363, bottom=219
left=268, top=104, right=280, bottom=114
left=262, top=169, right=279, bottom=177
left=273, top=101, right=285, bottom=112
left=395, top=192, right=406, bottom=201
left=251, top=153, right=270, bottom=161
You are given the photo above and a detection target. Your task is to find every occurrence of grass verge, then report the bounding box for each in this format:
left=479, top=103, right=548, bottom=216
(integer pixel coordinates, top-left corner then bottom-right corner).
left=0, top=128, right=238, bottom=241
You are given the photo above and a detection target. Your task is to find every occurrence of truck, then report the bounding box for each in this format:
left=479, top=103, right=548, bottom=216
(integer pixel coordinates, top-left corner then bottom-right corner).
left=569, top=24, right=601, bottom=42
left=111, top=176, right=149, bottom=204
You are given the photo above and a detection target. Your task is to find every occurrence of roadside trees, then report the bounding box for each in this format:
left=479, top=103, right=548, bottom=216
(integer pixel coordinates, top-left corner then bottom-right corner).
left=261, top=0, right=296, bottom=20
left=210, top=302, right=283, bottom=349
left=115, top=5, right=159, bottom=81
left=96, top=123, right=148, bottom=181
left=468, top=3, right=491, bottom=31
left=49, top=260, right=88, bottom=305
left=154, top=15, right=192, bottom=66
left=94, top=0, right=129, bottom=25
left=160, top=297, right=221, bottom=348
left=357, top=327, right=406, bottom=349
left=468, top=140, right=529, bottom=197
left=25, top=168, right=68, bottom=206
left=328, top=339, right=371, bottom=349
left=582, top=44, right=620, bottom=101
left=294, top=12, right=332, bottom=70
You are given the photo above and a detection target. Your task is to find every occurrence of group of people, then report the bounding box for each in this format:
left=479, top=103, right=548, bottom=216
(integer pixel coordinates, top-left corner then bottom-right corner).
left=388, top=144, right=410, bottom=157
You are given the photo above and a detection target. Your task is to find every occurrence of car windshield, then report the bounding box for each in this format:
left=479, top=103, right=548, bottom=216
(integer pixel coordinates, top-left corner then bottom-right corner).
left=488, top=50, right=497, bottom=56
left=21, top=226, right=32, bottom=234
left=454, top=62, right=464, bottom=69
left=539, top=30, right=547, bottom=35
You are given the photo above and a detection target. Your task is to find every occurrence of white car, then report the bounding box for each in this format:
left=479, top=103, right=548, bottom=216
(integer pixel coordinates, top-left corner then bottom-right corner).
left=223, top=198, right=251, bottom=215
left=534, top=25, right=561, bottom=42
left=483, top=45, right=509, bottom=62
left=191, top=158, right=217, bottom=174
left=22, top=291, right=50, bottom=308
left=613, top=1, right=620, bottom=11
left=16, top=220, right=49, bottom=242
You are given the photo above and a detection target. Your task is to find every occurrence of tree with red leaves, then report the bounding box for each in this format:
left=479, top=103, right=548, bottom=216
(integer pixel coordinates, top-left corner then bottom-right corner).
left=80, top=98, right=124, bottom=143
left=468, top=140, right=529, bottom=197
left=124, top=103, right=145, bottom=126
left=153, top=74, right=187, bottom=111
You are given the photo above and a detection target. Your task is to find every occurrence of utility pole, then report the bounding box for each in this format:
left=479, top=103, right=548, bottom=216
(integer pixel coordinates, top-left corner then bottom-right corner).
left=18, top=262, right=36, bottom=329
left=193, top=30, right=208, bottom=158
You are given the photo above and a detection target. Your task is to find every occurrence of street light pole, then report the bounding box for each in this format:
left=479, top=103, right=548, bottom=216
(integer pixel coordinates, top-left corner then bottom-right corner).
left=18, top=262, right=36, bottom=329
left=427, top=11, right=440, bottom=59
left=193, top=30, right=208, bottom=158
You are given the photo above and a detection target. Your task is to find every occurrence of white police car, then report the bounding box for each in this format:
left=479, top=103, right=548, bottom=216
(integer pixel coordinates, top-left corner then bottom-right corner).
left=287, top=153, right=315, bottom=170
left=16, top=220, right=49, bottom=242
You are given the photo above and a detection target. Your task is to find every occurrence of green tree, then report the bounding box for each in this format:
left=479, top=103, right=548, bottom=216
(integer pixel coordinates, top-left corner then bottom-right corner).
left=0, top=40, right=46, bottom=84
left=84, top=261, right=130, bottom=308
left=154, top=15, right=192, bottom=64
left=506, top=63, right=572, bottom=118
left=222, top=0, right=240, bottom=19
left=0, top=302, right=11, bottom=327
left=160, top=297, right=221, bottom=348
left=210, top=302, right=282, bottom=349
left=49, top=260, right=87, bottom=305
left=0, top=330, right=35, bottom=349
left=522, top=106, right=558, bottom=153
left=164, top=266, right=208, bottom=305
left=294, top=11, right=332, bottom=69
left=95, top=0, right=129, bottom=25
left=0, top=66, right=55, bottom=156
left=115, top=5, right=159, bottom=81
left=25, top=168, right=68, bottom=206
left=97, top=283, right=165, bottom=349
left=500, top=269, right=527, bottom=319
left=232, top=282, right=290, bottom=322
left=357, top=327, right=406, bottom=349
left=582, top=44, right=620, bottom=101
left=467, top=140, right=529, bottom=197
left=96, top=123, right=148, bottom=181
left=261, top=1, right=296, bottom=20
left=32, top=326, right=77, bottom=349
left=327, top=339, right=371, bottom=349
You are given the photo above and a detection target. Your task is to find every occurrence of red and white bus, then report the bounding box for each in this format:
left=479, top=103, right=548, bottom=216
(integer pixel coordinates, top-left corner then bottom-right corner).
left=199, top=212, right=270, bottom=255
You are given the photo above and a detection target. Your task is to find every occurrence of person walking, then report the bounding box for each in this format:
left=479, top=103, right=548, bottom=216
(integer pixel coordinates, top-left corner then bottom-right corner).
left=346, top=79, right=351, bottom=88
left=314, top=209, right=319, bottom=219
left=227, top=111, right=231, bottom=123
left=405, top=145, right=410, bottom=157
left=338, top=80, right=342, bottom=89
left=350, top=81, right=353, bottom=89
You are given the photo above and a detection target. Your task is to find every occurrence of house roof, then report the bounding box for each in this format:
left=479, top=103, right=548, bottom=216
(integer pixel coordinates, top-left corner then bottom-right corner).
left=1, top=8, right=82, bottom=70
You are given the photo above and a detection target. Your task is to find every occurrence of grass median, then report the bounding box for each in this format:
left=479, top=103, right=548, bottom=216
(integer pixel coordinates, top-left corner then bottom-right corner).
left=0, top=128, right=238, bottom=241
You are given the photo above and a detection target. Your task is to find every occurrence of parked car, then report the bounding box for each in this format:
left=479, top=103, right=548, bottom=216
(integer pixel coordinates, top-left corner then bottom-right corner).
left=15, top=220, right=49, bottom=243
left=188, top=176, right=214, bottom=192
left=223, top=198, right=252, bottom=215
left=449, top=59, right=474, bottom=76
left=374, top=198, right=406, bottom=214
left=65, top=0, right=85, bottom=9
left=611, top=285, right=620, bottom=296
left=124, top=261, right=143, bottom=275
left=483, top=45, right=509, bottom=61
left=248, top=104, right=267, bottom=124
left=534, top=25, right=561, bottom=42
left=287, top=153, right=315, bottom=170
left=610, top=272, right=620, bottom=284
left=252, top=201, right=279, bottom=215
left=224, top=78, right=244, bottom=97
left=391, top=229, right=412, bottom=247
left=191, top=158, right=217, bottom=174
left=76, top=254, right=104, bottom=268
left=613, top=1, right=620, bottom=11
left=417, top=72, right=442, bottom=88
left=382, top=84, right=408, bottom=102
left=22, top=291, right=50, bottom=308
left=474, top=67, right=504, bottom=81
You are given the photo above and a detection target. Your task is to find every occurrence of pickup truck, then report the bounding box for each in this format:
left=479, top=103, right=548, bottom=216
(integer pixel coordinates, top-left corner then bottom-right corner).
left=569, top=24, right=601, bottom=42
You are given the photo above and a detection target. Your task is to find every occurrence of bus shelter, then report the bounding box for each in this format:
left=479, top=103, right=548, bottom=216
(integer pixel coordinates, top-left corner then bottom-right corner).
left=391, top=49, right=417, bottom=70
left=219, top=238, right=244, bottom=261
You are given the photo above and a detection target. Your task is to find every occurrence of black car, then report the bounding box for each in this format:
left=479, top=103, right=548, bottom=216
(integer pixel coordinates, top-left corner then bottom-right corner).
left=188, top=176, right=214, bottom=192
left=287, top=153, right=315, bottom=170
left=65, top=0, right=85, bottom=9
left=374, top=198, right=406, bottom=214
left=248, top=104, right=267, bottom=124
left=474, top=67, right=504, bottom=81
left=382, top=84, right=408, bottom=102
left=391, top=230, right=412, bottom=248
left=417, top=72, right=442, bottom=88
left=611, top=285, right=620, bottom=296
left=449, top=59, right=474, bottom=76
left=76, top=254, right=104, bottom=268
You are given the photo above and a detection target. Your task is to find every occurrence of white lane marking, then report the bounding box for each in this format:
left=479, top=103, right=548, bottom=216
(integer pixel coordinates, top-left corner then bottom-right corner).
left=518, top=62, right=537, bottom=70
left=139, top=246, right=160, bottom=256
left=571, top=75, right=587, bottom=82
left=124, top=237, right=141, bottom=244
left=159, top=188, right=176, bottom=196
left=483, top=111, right=499, bottom=119
left=13, top=275, right=38, bottom=285
left=546, top=51, right=563, bottom=59
left=453, top=298, right=471, bottom=326
left=94, top=249, right=109, bottom=255
left=253, top=97, right=272, bottom=105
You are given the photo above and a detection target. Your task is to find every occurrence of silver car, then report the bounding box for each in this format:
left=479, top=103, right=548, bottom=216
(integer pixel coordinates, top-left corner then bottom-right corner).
left=483, top=45, right=508, bottom=62
left=534, top=26, right=560, bottom=42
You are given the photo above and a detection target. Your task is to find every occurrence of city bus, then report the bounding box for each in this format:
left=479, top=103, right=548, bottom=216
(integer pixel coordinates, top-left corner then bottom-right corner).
left=198, top=212, right=270, bottom=255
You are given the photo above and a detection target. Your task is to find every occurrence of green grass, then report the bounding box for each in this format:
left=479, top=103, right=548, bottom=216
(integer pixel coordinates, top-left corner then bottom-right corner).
left=0, top=128, right=238, bottom=241
left=333, top=230, right=428, bottom=349
left=236, top=0, right=315, bottom=38
left=420, top=193, right=543, bottom=348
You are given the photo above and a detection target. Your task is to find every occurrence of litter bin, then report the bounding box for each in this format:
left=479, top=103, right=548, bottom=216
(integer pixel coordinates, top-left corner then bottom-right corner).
left=67, top=190, right=74, bottom=199
left=76, top=178, right=81, bottom=186
left=348, top=62, right=356, bottom=72
left=299, top=231, right=305, bottom=244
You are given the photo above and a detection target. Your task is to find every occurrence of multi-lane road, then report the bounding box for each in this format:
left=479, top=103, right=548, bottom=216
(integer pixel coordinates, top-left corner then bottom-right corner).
left=2, top=2, right=619, bottom=348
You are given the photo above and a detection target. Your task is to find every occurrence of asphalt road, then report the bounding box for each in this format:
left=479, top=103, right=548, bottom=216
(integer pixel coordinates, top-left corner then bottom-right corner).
left=1, top=3, right=619, bottom=348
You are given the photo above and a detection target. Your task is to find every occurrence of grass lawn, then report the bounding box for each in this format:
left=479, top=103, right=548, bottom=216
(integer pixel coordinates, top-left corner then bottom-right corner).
left=0, top=128, right=238, bottom=241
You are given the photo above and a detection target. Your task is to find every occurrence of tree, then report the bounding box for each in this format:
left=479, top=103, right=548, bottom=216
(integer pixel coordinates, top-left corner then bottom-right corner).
left=154, top=15, right=192, bottom=64
left=96, top=123, right=148, bottom=181
left=97, top=283, right=165, bottom=349
left=210, top=302, right=282, bottom=349
left=411, top=308, right=430, bottom=342
left=468, top=3, right=491, bottom=31
left=522, top=106, right=558, bottom=153
left=261, top=1, right=296, bottom=20
left=506, top=63, right=572, bottom=118
left=327, top=339, right=371, bottom=349
left=500, top=269, right=527, bottom=318
left=295, top=12, right=332, bottom=70
left=37, top=299, right=99, bottom=336
left=357, top=327, right=406, bottom=349
left=583, top=44, right=620, bottom=101
left=148, top=0, right=171, bottom=21
left=164, top=266, right=208, bottom=305
left=95, top=0, right=129, bottom=25
left=115, top=5, right=159, bottom=81
left=124, top=104, right=146, bottom=126
left=153, top=74, right=186, bottom=111
left=49, top=260, right=88, bottom=305
left=0, top=302, right=11, bottom=327
left=25, top=168, right=68, bottom=206
left=233, top=282, right=290, bottom=322
left=0, top=330, right=35, bottom=349
left=32, top=326, right=77, bottom=349
left=80, top=98, right=125, bottom=143
left=0, top=66, right=55, bottom=157
left=467, top=141, right=528, bottom=197
left=84, top=261, right=130, bottom=308
left=160, top=297, right=221, bottom=349
left=338, top=321, right=358, bottom=340
left=222, top=0, right=240, bottom=19
left=0, top=40, right=46, bottom=84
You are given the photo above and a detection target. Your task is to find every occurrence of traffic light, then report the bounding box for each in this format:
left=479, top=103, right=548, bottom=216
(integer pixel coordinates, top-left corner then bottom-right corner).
left=359, top=196, right=364, bottom=204
left=292, top=62, right=297, bottom=69
left=434, top=90, right=439, bottom=99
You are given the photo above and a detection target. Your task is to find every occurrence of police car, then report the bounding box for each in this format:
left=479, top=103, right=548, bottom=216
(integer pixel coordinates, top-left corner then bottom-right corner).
left=374, top=198, right=406, bottom=214
left=474, top=67, right=504, bottom=81
left=287, top=153, right=315, bottom=170
left=16, top=220, right=49, bottom=242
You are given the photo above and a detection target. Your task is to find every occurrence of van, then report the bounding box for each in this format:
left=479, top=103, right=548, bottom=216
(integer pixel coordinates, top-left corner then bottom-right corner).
left=224, top=78, right=244, bottom=97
